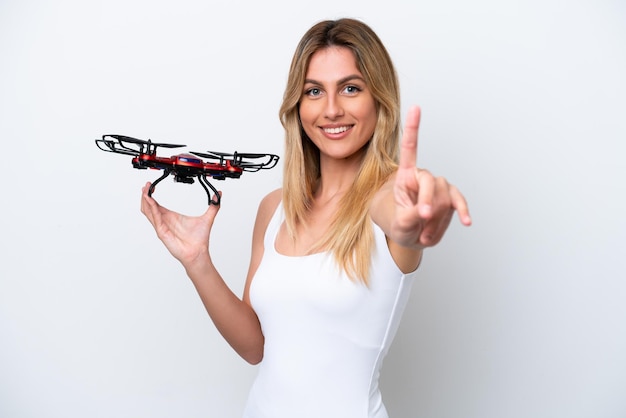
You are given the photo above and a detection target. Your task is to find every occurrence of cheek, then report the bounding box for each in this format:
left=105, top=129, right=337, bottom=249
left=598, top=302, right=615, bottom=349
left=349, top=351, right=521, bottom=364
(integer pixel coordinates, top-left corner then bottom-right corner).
left=359, top=106, right=378, bottom=138
left=298, top=101, right=313, bottom=122
left=298, top=103, right=318, bottom=137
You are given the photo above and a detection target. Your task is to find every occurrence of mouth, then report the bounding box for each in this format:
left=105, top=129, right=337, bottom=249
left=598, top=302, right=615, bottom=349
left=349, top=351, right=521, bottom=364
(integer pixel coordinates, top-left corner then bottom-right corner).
left=322, top=125, right=353, bottom=134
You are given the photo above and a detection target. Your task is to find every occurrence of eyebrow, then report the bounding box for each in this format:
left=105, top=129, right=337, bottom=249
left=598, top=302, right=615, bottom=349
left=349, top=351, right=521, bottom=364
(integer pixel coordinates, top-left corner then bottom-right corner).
left=303, top=74, right=366, bottom=86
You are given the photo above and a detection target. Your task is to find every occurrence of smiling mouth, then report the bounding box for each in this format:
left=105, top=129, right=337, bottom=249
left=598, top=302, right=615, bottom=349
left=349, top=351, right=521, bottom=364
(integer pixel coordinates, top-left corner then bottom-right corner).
left=323, top=126, right=352, bottom=134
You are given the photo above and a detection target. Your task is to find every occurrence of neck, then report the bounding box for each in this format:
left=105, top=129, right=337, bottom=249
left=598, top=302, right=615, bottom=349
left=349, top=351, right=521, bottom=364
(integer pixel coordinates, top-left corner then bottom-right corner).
left=315, top=153, right=363, bottom=203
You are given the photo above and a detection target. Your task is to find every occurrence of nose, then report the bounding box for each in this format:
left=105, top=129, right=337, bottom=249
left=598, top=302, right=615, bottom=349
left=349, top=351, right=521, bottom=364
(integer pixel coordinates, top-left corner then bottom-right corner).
left=324, top=95, right=344, bottom=119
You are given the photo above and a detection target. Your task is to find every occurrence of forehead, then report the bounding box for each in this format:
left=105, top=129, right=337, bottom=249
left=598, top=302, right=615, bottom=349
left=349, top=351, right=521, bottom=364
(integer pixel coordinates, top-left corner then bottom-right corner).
left=305, top=46, right=361, bottom=80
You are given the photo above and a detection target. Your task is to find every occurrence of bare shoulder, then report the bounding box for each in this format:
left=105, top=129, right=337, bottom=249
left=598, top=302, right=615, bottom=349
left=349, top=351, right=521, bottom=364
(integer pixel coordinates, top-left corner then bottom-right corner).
left=256, top=188, right=282, bottom=224
left=251, top=188, right=282, bottom=242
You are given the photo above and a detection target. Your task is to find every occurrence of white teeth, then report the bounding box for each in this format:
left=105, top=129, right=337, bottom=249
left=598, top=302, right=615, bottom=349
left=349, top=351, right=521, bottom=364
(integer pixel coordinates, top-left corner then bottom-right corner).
left=324, top=126, right=349, bottom=134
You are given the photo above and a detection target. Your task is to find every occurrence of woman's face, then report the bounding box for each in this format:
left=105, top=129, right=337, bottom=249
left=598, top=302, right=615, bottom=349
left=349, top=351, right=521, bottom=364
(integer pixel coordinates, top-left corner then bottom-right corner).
left=299, top=46, right=377, bottom=164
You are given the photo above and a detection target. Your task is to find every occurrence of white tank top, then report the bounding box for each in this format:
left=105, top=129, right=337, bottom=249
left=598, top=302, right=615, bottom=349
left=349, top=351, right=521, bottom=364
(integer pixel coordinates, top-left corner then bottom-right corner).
left=244, top=202, right=418, bottom=418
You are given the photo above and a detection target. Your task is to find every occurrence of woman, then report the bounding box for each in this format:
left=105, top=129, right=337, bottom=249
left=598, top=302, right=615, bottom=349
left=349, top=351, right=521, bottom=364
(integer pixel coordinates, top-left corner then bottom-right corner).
left=141, top=18, right=471, bottom=418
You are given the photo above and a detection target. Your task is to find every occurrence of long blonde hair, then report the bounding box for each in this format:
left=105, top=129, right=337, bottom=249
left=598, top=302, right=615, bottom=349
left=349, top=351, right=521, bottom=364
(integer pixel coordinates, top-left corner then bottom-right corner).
left=279, top=18, right=402, bottom=283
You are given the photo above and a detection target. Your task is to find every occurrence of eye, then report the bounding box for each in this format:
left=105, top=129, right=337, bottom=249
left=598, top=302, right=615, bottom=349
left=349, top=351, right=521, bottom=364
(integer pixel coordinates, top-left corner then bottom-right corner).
left=343, top=85, right=362, bottom=95
left=304, top=87, right=322, bottom=97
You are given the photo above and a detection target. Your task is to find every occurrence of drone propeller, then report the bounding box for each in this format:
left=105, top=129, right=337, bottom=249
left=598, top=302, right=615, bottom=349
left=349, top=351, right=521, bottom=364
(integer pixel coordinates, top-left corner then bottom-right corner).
left=107, top=135, right=186, bottom=149
left=190, top=150, right=233, bottom=165
left=95, top=134, right=186, bottom=156
left=191, top=150, right=279, bottom=171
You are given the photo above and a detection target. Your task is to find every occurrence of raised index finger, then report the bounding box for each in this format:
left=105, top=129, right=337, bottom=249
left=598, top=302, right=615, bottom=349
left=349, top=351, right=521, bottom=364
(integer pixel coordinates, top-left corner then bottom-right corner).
left=399, top=106, right=421, bottom=169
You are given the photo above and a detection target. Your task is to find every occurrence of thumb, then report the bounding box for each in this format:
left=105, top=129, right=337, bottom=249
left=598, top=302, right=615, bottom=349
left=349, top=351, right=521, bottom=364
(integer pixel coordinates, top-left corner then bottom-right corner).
left=202, top=190, right=222, bottom=219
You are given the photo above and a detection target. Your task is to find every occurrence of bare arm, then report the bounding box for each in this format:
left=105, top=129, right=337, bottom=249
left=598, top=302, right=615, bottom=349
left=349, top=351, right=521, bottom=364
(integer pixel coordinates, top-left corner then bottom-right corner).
left=140, top=183, right=269, bottom=364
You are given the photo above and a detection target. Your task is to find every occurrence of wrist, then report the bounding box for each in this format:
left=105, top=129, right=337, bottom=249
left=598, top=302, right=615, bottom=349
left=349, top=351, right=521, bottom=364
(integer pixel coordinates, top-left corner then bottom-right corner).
left=182, top=251, right=214, bottom=278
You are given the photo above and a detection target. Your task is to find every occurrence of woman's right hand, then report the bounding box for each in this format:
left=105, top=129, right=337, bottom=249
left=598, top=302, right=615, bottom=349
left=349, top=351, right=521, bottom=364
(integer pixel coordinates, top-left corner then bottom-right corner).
left=140, top=182, right=221, bottom=266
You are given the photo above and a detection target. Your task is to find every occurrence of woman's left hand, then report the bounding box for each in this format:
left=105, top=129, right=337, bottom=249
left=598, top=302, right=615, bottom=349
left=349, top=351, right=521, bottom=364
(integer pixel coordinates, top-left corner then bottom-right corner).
left=391, top=106, right=471, bottom=249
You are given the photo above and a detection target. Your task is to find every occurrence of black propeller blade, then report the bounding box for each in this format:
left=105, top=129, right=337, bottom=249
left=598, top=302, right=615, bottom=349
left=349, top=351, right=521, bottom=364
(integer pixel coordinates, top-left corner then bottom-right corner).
left=191, top=150, right=279, bottom=170
left=107, top=134, right=186, bottom=149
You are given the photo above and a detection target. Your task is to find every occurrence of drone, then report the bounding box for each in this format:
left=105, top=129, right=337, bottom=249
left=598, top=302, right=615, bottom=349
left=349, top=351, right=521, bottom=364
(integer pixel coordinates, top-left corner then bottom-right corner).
left=95, top=134, right=279, bottom=205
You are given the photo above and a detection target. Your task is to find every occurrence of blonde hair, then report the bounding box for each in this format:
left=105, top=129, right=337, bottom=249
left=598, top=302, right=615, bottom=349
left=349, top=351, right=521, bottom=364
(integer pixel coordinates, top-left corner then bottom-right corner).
left=279, top=18, right=401, bottom=283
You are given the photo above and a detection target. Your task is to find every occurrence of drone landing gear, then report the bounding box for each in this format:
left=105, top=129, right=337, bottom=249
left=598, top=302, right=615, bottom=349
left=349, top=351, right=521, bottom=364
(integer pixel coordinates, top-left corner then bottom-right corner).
left=148, top=169, right=221, bottom=206
left=198, top=174, right=221, bottom=206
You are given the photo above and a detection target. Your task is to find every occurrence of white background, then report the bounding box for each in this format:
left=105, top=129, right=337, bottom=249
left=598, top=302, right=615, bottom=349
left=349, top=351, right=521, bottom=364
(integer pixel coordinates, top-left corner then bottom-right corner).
left=1, top=1, right=625, bottom=417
